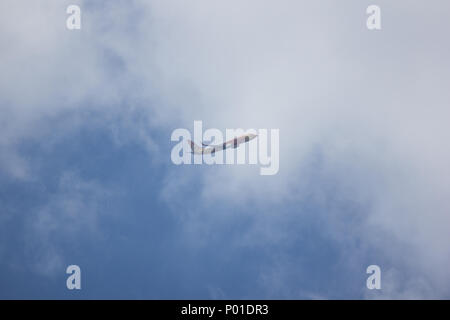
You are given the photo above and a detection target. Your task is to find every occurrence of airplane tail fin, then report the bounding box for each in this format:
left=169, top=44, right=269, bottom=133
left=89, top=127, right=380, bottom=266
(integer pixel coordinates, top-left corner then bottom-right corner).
left=187, top=139, right=204, bottom=154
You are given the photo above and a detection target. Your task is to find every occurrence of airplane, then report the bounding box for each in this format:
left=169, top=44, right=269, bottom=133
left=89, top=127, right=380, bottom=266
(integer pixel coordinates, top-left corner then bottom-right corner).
left=187, top=133, right=257, bottom=155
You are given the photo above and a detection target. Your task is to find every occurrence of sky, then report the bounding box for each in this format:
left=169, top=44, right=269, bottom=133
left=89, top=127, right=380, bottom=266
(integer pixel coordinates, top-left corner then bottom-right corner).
left=1, top=0, right=450, bottom=299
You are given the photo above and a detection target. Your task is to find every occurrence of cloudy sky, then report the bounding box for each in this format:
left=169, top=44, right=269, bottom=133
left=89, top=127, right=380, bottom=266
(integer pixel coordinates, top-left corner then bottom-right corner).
left=1, top=0, right=449, bottom=299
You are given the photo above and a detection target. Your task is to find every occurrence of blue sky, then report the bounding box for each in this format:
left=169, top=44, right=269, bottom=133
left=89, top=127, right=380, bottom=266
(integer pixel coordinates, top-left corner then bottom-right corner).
left=0, top=120, right=379, bottom=299
left=1, top=0, right=450, bottom=299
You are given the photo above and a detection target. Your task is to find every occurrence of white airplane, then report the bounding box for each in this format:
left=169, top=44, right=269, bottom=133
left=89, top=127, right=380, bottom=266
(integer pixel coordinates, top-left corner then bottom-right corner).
left=188, top=133, right=257, bottom=155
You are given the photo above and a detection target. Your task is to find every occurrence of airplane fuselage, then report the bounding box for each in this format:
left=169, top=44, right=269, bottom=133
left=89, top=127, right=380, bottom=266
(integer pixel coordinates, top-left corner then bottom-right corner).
left=191, top=133, right=257, bottom=155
